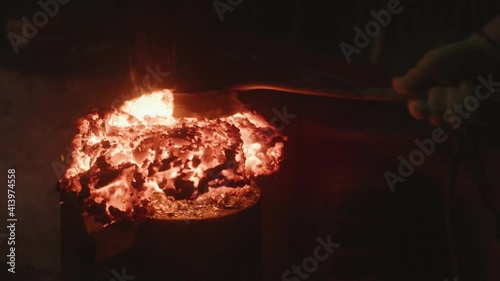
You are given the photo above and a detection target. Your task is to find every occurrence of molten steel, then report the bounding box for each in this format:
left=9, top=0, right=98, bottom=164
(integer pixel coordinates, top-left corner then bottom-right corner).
left=58, top=90, right=285, bottom=223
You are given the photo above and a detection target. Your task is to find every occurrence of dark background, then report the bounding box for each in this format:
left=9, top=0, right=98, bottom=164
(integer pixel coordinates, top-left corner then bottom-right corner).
left=1, top=0, right=500, bottom=280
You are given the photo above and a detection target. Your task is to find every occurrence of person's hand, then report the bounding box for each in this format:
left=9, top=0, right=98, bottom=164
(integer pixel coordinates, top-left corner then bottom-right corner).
left=392, top=33, right=500, bottom=127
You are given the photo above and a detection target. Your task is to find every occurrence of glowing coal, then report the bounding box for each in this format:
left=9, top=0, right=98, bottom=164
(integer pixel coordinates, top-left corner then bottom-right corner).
left=58, top=89, right=285, bottom=224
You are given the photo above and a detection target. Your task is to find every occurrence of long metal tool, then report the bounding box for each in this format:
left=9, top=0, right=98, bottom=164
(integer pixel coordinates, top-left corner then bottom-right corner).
left=224, top=82, right=410, bottom=101
left=172, top=81, right=410, bottom=119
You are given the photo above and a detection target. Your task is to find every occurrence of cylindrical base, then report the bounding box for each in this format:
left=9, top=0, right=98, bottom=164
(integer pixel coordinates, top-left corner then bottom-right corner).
left=61, top=199, right=261, bottom=281
left=135, top=204, right=261, bottom=281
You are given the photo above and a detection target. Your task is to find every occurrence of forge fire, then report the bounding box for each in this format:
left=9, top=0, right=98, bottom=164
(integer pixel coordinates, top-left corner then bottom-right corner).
left=57, top=90, right=286, bottom=224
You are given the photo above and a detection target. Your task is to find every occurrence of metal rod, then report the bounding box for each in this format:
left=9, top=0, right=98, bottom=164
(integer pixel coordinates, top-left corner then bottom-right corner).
left=226, top=82, right=500, bottom=102
left=225, top=82, right=411, bottom=101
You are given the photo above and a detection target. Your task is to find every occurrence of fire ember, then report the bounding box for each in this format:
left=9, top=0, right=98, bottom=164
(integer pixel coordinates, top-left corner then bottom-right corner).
left=57, top=89, right=286, bottom=224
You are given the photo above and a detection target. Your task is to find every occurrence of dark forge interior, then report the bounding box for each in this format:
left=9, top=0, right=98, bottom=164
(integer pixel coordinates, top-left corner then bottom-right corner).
left=1, top=1, right=500, bottom=281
